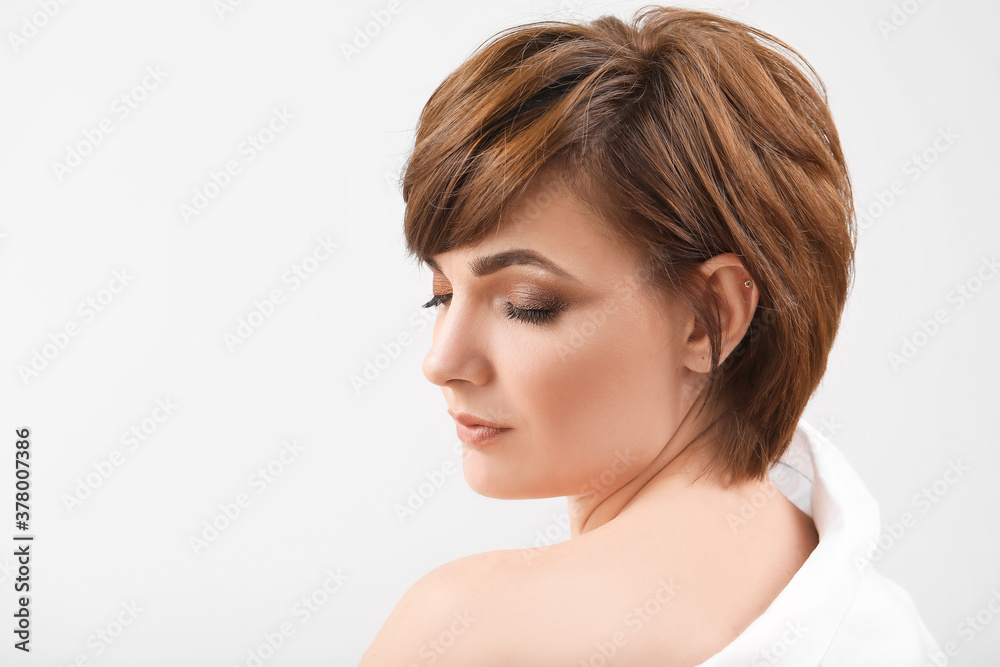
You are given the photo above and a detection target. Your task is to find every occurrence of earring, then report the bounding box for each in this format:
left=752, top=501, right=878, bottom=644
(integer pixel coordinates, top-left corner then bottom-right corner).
left=744, top=280, right=753, bottom=288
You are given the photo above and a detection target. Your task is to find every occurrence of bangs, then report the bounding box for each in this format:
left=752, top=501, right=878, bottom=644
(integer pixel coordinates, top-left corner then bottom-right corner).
left=400, top=21, right=645, bottom=267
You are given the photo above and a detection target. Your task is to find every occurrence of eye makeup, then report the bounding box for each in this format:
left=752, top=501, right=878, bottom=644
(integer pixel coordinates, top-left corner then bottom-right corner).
left=420, top=284, right=569, bottom=326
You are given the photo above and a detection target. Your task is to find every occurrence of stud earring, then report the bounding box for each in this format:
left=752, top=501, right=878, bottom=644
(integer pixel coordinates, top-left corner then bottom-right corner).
left=744, top=280, right=753, bottom=288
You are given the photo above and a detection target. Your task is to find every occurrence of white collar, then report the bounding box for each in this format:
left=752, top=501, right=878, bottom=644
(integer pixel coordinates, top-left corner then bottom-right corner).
left=695, top=419, right=940, bottom=665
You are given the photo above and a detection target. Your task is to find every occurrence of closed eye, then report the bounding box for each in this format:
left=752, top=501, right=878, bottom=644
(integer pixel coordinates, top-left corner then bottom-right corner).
left=421, top=292, right=561, bottom=325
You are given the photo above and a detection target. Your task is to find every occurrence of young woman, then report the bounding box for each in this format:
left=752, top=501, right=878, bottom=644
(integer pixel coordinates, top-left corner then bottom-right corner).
left=361, top=6, right=941, bottom=665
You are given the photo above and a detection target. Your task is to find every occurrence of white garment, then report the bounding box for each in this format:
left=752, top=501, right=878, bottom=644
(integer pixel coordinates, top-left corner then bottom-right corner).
left=695, top=419, right=943, bottom=666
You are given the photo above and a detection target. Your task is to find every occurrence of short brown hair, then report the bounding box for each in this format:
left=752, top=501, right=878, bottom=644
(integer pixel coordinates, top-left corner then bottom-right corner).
left=400, top=5, right=856, bottom=485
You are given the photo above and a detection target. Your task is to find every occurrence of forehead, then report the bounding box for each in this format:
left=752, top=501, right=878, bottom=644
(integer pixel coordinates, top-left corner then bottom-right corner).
left=493, top=184, right=639, bottom=276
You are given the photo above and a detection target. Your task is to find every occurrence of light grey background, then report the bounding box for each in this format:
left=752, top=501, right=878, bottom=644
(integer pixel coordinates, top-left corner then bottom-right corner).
left=0, top=0, right=996, bottom=665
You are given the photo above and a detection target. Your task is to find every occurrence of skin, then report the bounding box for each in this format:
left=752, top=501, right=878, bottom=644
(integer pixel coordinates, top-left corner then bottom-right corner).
left=360, top=176, right=819, bottom=666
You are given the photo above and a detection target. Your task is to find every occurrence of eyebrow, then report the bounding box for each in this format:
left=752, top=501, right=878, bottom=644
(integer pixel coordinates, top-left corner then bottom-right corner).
left=424, top=248, right=578, bottom=282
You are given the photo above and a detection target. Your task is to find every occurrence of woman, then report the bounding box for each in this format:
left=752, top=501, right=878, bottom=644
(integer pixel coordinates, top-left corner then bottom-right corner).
left=361, top=5, right=942, bottom=665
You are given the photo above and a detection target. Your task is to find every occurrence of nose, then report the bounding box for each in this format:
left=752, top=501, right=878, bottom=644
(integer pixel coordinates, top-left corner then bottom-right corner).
left=421, top=299, right=491, bottom=388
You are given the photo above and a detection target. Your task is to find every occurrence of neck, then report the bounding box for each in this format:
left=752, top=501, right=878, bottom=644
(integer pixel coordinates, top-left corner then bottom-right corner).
left=566, top=412, right=739, bottom=538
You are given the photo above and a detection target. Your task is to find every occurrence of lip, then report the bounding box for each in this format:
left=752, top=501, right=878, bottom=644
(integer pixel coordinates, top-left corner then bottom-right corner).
left=448, top=410, right=510, bottom=446
left=454, top=422, right=509, bottom=446
left=448, top=410, right=508, bottom=429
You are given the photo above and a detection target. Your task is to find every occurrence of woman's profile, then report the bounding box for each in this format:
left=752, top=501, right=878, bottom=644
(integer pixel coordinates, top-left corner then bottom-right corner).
left=361, top=5, right=942, bottom=665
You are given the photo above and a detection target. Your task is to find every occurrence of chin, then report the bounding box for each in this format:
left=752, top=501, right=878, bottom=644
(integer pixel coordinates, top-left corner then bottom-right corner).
left=461, top=454, right=558, bottom=500
left=463, top=468, right=525, bottom=499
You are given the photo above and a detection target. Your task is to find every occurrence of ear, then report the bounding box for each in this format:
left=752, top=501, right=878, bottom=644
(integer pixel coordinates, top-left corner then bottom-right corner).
left=682, top=253, right=758, bottom=375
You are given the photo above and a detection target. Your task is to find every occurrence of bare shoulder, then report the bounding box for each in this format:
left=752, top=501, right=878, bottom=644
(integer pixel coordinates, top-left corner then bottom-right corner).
left=360, top=490, right=819, bottom=666
left=360, top=539, right=692, bottom=667
left=358, top=545, right=630, bottom=667
left=358, top=549, right=528, bottom=667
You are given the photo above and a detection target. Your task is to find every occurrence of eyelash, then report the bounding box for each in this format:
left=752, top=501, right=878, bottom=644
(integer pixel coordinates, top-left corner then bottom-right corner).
left=420, top=293, right=559, bottom=325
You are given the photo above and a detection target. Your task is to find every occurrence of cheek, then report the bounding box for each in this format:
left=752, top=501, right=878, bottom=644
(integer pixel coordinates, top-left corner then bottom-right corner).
left=510, top=303, right=682, bottom=491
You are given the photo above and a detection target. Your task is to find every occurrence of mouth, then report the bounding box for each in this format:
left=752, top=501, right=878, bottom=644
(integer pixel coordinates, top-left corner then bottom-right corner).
left=448, top=409, right=510, bottom=446
left=453, top=422, right=509, bottom=446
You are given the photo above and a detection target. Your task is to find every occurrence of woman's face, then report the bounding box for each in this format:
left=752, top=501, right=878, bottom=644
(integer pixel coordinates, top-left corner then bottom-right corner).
left=421, top=178, right=702, bottom=500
